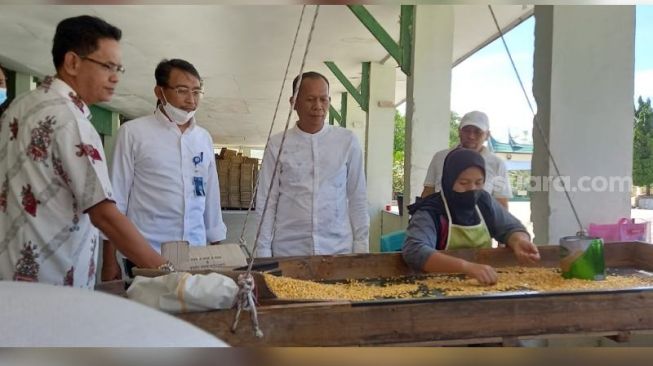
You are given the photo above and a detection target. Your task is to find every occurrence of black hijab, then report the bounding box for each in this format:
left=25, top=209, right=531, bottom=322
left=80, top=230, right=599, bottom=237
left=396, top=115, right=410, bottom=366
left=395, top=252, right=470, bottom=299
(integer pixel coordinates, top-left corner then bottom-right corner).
left=441, top=147, right=486, bottom=214
left=408, top=148, right=487, bottom=225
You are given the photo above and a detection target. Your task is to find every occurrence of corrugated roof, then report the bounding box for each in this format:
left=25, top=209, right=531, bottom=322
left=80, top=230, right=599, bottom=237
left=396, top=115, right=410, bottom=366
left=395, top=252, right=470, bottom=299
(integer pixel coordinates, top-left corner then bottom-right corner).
left=489, top=135, right=533, bottom=154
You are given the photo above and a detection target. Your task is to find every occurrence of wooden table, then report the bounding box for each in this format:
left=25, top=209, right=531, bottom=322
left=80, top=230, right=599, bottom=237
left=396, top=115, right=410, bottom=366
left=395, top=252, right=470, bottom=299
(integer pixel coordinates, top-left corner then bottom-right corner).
left=101, top=242, right=653, bottom=346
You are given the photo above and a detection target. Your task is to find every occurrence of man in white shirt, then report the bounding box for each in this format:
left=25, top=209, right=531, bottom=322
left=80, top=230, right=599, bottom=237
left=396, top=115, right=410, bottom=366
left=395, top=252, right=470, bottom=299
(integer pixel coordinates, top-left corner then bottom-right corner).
left=0, top=15, right=168, bottom=288
left=103, top=59, right=226, bottom=280
left=256, top=72, right=370, bottom=257
left=421, top=111, right=513, bottom=208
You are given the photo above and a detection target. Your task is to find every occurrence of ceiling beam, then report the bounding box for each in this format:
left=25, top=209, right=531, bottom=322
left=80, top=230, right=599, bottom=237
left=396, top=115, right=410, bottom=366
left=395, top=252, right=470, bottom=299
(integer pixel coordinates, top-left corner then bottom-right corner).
left=348, top=5, right=414, bottom=76
left=324, top=61, right=370, bottom=113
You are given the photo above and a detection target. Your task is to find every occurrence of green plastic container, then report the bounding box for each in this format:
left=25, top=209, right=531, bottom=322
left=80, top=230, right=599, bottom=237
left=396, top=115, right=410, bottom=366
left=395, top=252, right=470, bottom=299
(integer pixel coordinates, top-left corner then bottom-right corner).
left=559, top=235, right=605, bottom=281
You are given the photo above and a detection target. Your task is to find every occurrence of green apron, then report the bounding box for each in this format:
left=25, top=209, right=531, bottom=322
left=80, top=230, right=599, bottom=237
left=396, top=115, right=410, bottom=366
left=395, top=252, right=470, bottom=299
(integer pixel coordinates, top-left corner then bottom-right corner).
left=442, top=193, right=492, bottom=250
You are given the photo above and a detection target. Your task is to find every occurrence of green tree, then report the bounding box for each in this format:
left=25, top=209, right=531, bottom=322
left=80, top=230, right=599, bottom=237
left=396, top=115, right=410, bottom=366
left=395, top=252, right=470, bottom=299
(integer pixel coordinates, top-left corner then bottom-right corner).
left=393, top=111, right=405, bottom=155
left=392, top=111, right=462, bottom=194
left=393, top=111, right=406, bottom=194
left=633, top=97, right=653, bottom=196
left=449, top=112, right=461, bottom=147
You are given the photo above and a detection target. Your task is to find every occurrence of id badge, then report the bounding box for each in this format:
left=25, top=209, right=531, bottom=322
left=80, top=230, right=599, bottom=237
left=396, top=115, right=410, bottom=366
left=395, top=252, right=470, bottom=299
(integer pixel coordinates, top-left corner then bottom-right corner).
left=193, top=176, right=206, bottom=197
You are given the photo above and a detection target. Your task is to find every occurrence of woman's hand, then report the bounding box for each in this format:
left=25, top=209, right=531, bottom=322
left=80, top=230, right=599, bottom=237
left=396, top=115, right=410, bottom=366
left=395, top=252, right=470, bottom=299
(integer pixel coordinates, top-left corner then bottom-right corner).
left=507, top=232, right=541, bottom=265
left=462, top=261, right=498, bottom=285
left=422, top=253, right=497, bottom=285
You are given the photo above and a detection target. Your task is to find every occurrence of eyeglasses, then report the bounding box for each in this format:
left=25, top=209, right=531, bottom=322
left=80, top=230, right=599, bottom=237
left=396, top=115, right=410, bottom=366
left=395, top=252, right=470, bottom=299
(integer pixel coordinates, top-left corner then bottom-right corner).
left=80, top=56, right=126, bottom=75
left=164, top=85, right=204, bottom=100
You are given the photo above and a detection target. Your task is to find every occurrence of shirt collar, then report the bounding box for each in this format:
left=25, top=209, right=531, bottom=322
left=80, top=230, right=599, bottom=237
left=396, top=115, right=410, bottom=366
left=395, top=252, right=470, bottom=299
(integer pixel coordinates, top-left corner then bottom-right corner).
left=154, top=106, right=197, bottom=131
left=48, top=77, right=91, bottom=118
left=294, top=121, right=329, bottom=137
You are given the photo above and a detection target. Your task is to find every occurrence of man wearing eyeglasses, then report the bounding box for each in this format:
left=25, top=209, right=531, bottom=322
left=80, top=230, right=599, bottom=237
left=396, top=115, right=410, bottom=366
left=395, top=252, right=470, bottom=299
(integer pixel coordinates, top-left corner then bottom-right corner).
left=0, top=15, right=169, bottom=288
left=103, top=59, right=226, bottom=281
left=421, top=111, right=513, bottom=209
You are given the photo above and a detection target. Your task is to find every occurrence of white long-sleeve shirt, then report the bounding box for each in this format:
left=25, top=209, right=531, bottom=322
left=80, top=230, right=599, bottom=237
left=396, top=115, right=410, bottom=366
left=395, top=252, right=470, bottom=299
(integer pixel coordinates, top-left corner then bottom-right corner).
left=256, top=124, right=369, bottom=257
left=109, top=108, right=226, bottom=252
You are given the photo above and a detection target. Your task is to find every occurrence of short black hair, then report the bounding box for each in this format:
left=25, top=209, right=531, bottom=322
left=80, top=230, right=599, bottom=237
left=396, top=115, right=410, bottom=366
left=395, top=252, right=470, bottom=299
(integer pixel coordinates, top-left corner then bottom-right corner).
left=52, top=15, right=122, bottom=70
left=155, top=59, right=203, bottom=87
left=292, top=71, right=329, bottom=95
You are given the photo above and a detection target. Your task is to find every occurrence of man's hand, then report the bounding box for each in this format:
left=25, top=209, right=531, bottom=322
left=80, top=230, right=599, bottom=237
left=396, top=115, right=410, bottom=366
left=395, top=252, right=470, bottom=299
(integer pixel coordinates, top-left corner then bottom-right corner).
left=90, top=202, right=167, bottom=270
left=101, top=257, right=122, bottom=282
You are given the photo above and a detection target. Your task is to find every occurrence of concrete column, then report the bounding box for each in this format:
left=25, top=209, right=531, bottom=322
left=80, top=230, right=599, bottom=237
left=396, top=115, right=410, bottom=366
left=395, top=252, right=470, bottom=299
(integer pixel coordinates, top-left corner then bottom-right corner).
left=346, top=92, right=367, bottom=169
left=531, top=5, right=635, bottom=244
left=14, top=71, right=35, bottom=95
left=366, top=62, right=396, bottom=252
left=404, top=5, right=454, bottom=222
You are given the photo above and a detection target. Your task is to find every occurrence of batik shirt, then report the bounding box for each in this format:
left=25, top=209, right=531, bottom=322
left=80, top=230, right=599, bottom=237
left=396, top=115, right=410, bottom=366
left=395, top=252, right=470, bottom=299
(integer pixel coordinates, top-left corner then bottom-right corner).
left=0, top=77, right=113, bottom=289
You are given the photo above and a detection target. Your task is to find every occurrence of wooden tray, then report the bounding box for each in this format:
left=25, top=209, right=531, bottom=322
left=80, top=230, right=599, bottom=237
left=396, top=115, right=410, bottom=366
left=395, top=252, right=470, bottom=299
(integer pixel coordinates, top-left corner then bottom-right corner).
left=101, top=242, right=653, bottom=345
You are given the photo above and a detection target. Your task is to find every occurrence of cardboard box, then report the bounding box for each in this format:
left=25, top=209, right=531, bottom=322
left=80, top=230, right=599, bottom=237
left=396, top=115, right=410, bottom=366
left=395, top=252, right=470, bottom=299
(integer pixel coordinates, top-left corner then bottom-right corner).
left=229, top=193, right=241, bottom=208
left=222, top=149, right=238, bottom=160
left=240, top=163, right=254, bottom=191
left=161, top=241, right=248, bottom=271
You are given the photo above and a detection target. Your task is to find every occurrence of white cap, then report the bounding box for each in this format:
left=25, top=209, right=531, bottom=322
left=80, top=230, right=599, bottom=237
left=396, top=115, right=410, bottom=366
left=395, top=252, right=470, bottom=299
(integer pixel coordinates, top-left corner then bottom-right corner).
left=459, top=111, right=489, bottom=132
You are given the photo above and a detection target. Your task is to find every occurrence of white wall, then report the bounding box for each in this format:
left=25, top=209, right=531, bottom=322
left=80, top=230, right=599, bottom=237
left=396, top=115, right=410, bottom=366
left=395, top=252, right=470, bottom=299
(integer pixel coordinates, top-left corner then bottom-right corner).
left=366, top=62, right=396, bottom=251
left=346, top=92, right=367, bottom=165
left=404, top=5, right=454, bottom=221
left=532, top=5, right=636, bottom=243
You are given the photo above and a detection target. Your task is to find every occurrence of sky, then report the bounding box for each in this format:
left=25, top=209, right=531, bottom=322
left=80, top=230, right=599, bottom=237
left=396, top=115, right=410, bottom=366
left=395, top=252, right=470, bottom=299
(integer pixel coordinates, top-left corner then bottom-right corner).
left=418, top=6, right=653, bottom=144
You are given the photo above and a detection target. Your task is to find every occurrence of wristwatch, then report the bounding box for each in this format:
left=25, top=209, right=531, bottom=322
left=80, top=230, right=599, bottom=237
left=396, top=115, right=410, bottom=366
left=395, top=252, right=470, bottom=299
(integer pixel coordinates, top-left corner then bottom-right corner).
left=157, top=261, right=176, bottom=272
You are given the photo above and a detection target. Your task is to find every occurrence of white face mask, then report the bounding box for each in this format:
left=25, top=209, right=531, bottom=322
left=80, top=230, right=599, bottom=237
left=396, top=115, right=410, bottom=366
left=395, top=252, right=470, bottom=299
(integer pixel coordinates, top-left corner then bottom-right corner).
left=159, top=89, right=196, bottom=125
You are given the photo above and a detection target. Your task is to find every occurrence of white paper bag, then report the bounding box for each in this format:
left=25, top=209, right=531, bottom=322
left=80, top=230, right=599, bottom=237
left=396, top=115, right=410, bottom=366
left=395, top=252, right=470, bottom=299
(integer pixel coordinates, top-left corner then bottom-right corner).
left=126, top=272, right=238, bottom=313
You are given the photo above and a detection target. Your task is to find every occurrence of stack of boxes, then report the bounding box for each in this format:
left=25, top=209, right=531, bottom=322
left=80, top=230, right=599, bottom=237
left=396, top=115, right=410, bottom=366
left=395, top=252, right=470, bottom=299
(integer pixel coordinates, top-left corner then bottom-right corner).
left=217, top=154, right=230, bottom=208
left=216, top=148, right=259, bottom=209
left=228, top=154, right=243, bottom=208
left=240, top=157, right=258, bottom=208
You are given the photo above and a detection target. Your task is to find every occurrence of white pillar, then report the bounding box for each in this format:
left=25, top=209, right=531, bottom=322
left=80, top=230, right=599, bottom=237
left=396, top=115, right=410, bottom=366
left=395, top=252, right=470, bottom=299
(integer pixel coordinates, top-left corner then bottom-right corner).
left=14, top=71, right=36, bottom=94
left=346, top=92, right=367, bottom=169
left=366, top=62, right=396, bottom=252
left=404, top=5, right=454, bottom=221
left=531, top=5, right=635, bottom=244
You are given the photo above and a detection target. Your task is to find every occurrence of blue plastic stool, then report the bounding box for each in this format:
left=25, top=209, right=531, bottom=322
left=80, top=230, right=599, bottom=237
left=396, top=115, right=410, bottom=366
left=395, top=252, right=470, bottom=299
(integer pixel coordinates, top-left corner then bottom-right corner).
left=380, top=230, right=406, bottom=252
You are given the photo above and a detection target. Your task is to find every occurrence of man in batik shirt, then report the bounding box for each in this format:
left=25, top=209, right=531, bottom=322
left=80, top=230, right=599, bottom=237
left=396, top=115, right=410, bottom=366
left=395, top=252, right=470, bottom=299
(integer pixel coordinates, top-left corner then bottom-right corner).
left=0, top=15, right=168, bottom=289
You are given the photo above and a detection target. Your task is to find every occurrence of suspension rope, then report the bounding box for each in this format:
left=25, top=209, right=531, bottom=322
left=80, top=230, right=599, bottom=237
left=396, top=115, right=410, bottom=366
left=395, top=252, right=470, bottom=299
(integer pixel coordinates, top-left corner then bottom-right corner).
left=244, top=5, right=321, bottom=274
left=231, top=5, right=321, bottom=337
left=237, top=5, right=308, bottom=257
left=488, top=5, right=585, bottom=235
